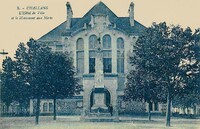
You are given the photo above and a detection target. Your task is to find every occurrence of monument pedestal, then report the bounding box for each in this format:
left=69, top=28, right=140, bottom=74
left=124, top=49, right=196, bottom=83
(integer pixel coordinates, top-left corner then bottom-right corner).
left=91, top=88, right=108, bottom=113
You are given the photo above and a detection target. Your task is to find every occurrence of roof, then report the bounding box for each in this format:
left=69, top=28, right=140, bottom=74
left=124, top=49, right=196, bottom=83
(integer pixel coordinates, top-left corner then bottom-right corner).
left=39, top=18, right=80, bottom=41
left=39, top=1, right=145, bottom=41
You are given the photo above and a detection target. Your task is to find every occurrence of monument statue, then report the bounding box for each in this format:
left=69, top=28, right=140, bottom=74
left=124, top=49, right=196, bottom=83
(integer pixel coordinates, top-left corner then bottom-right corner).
left=94, top=38, right=104, bottom=88
left=91, top=37, right=108, bottom=111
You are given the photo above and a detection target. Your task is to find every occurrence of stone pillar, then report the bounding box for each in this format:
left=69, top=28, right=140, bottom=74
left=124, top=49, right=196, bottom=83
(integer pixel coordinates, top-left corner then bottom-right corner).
left=40, top=101, right=43, bottom=113
left=113, top=90, right=119, bottom=121
left=30, top=99, right=33, bottom=115
left=152, top=103, right=155, bottom=111
left=47, top=101, right=50, bottom=113
left=112, top=37, right=117, bottom=73
left=81, top=90, right=89, bottom=120
left=84, top=35, right=89, bottom=74
left=81, top=85, right=91, bottom=118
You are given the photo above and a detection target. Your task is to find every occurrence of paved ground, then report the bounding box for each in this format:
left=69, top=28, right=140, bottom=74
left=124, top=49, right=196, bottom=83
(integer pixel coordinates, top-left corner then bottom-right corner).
left=0, top=116, right=200, bottom=129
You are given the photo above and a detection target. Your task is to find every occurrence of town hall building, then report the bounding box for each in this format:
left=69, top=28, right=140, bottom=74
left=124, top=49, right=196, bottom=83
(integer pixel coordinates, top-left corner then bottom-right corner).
left=29, top=1, right=166, bottom=120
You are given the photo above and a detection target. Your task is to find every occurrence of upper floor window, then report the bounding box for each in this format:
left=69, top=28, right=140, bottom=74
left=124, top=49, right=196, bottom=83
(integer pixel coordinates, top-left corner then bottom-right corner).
left=117, top=37, right=124, bottom=73
left=103, top=34, right=111, bottom=49
left=76, top=51, right=84, bottom=73
left=76, top=38, right=84, bottom=51
left=89, top=35, right=97, bottom=73
left=117, top=37, right=124, bottom=49
left=89, top=35, right=97, bottom=49
left=89, top=51, right=95, bottom=73
left=76, top=38, right=84, bottom=73
left=103, top=51, right=112, bottom=73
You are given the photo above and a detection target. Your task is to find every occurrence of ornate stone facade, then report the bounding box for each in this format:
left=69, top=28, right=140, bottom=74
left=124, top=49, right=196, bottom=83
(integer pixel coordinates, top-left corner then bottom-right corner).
left=30, top=1, right=156, bottom=118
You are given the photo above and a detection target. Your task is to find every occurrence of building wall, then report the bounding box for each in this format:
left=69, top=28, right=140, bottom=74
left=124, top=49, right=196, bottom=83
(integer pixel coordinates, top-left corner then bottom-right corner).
left=34, top=3, right=150, bottom=116
left=64, top=28, right=135, bottom=75
left=30, top=99, right=82, bottom=115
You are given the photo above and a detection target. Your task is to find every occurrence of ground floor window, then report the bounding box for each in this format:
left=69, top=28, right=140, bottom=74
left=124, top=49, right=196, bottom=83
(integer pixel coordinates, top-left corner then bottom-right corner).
left=43, top=103, right=48, bottom=112
left=49, top=103, right=53, bottom=112
left=154, top=102, right=158, bottom=111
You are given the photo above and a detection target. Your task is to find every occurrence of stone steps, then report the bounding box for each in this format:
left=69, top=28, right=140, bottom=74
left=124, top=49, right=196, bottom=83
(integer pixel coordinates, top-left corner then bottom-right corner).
left=83, top=116, right=117, bottom=122
left=88, top=113, right=111, bottom=117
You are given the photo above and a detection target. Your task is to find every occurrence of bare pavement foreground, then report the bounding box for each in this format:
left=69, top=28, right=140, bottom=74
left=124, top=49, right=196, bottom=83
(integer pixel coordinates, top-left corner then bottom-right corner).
left=0, top=116, right=200, bottom=129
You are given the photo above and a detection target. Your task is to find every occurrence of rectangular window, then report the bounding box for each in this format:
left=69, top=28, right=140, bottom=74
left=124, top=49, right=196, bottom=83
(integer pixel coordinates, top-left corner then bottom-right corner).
left=49, top=103, right=53, bottom=112
left=76, top=51, right=84, bottom=73
left=43, top=103, right=48, bottom=112
left=89, top=58, right=95, bottom=73
left=154, top=102, right=158, bottom=111
left=89, top=51, right=95, bottom=73
left=103, top=51, right=112, bottom=73
left=117, top=51, right=124, bottom=73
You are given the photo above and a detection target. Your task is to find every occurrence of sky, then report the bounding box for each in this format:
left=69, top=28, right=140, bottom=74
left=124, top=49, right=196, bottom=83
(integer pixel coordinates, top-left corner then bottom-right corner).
left=0, top=0, right=200, bottom=67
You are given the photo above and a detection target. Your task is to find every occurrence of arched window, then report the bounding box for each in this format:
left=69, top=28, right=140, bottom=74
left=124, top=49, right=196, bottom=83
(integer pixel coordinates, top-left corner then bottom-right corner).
left=102, top=34, right=112, bottom=73
left=76, top=38, right=84, bottom=50
left=76, top=38, right=84, bottom=73
left=89, top=35, right=97, bottom=73
left=103, top=34, right=111, bottom=49
left=89, top=35, right=97, bottom=49
left=117, top=37, right=124, bottom=49
left=117, top=37, right=124, bottom=73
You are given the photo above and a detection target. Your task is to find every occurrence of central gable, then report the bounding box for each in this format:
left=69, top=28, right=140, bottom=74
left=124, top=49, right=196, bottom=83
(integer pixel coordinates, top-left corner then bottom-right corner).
left=38, top=2, right=146, bottom=41
left=70, top=1, right=118, bottom=32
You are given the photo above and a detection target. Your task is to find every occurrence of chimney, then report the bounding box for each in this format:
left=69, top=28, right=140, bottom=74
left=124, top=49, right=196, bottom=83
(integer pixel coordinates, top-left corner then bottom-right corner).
left=129, top=2, right=134, bottom=26
left=66, top=2, right=73, bottom=30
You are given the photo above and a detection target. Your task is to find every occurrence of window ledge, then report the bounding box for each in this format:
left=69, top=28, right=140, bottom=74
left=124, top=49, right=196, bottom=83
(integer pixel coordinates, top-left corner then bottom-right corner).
left=83, top=73, right=118, bottom=78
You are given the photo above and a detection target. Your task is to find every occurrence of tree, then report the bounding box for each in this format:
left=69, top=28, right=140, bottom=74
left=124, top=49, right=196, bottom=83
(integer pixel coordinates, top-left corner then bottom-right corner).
left=124, top=25, right=167, bottom=121
left=14, top=43, right=30, bottom=114
left=12, top=38, right=81, bottom=124
left=1, top=57, right=16, bottom=113
left=25, top=38, right=52, bottom=124
left=10, top=38, right=52, bottom=124
left=173, top=28, right=200, bottom=115
left=45, top=53, right=80, bottom=120
left=125, top=22, right=200, bottom=126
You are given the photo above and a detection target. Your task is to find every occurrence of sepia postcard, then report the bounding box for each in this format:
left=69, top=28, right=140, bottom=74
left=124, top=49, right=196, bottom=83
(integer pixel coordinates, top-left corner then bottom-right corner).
left=0, top=0, right=200, bottom=129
